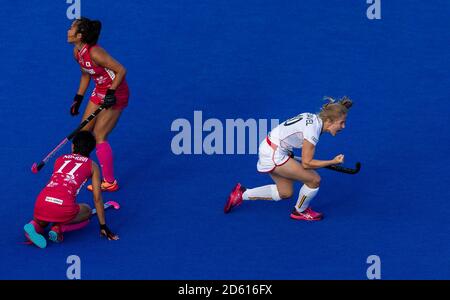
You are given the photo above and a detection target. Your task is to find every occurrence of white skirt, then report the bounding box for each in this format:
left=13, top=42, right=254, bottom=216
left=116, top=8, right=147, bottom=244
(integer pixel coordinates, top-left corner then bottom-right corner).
left=256, top=138, right=291, bottom=173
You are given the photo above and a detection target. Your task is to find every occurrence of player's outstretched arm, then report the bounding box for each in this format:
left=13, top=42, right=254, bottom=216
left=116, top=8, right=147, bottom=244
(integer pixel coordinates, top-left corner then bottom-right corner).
left=92, top=162, right=119, bottom=240
left=76, top=71, right=91, bottom=96
left=301, top=140, right=342, bottom=169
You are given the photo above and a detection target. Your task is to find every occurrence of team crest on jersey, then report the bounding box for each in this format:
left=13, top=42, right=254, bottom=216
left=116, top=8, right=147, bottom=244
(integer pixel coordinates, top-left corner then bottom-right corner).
left=79, top=57, right=89, bottom=66
left=79, top=56, right=95, bottom=74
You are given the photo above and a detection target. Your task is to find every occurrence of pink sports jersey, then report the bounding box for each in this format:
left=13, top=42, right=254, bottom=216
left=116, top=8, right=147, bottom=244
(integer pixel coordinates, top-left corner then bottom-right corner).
left=34, top=154, right=93, bottom=223
left=76, top=44, right=129, bottom=109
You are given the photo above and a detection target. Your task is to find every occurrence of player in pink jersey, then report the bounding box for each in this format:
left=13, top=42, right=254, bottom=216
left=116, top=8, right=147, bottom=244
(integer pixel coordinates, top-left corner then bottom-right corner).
left=67, top=17, right=129, bottom=192
left=24, top=131, right=119, bottom=248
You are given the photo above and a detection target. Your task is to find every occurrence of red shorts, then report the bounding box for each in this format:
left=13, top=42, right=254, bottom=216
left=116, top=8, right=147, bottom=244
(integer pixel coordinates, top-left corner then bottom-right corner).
left=90, top=82, right=129, bottom=110
left=34, top=192, right=80, bottom=224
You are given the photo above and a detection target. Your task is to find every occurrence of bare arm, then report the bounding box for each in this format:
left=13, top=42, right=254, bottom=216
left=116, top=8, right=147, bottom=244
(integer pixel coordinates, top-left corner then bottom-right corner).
left=91, top=162, right=119, bottom=240
left=91, top=162, right=106, bottom=226
left=301, top=140, right=344, bottom=169
left=90, top=46, right=127, bottom=90
left=77, top=71, right=91, bottom=96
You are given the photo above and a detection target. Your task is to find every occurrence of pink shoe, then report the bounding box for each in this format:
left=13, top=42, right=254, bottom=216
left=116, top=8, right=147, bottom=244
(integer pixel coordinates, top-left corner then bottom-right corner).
left=290, top=207, right=323, bottom=221
left=87, top=179, right=119, bottom=192
left=306, top=207, right=323, bottom=219
left=224, top=183, right=244, bottom=213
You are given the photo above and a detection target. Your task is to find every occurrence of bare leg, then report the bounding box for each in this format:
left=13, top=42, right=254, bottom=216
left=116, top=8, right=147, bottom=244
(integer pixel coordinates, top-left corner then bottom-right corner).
left=272, top=159, right=322, bottom=215
left=271, top=158, right=321, bottom=188
left=92, top=108, right=123, bottom=142
left=269, top=173, right=294, bottom=199
left=67, top=203, right=92, bottom=224
left=80, top=101, right=100, bottom=132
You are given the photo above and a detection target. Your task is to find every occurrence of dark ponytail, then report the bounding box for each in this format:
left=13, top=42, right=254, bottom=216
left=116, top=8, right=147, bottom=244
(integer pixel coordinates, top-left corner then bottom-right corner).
left=76, top=17, right=102, bottom=45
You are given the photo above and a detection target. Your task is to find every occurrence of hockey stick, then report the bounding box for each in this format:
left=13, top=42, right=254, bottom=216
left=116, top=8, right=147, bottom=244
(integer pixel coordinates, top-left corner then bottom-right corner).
left=91, top=201, right=121, bottom=215
left=294, top=156, right=361, bottom=175
left=31, top=105, right=106, bottom=173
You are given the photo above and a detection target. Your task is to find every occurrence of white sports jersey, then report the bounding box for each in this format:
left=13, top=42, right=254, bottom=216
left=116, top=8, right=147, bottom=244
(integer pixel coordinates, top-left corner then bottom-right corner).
left=268, top=113, right=323, bottom=151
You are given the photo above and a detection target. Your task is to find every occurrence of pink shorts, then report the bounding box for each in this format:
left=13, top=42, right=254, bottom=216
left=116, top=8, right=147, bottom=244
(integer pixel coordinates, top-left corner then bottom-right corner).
left=34, top=192, right=80, bottom=224
left=90, top=83, right=129, bottom=110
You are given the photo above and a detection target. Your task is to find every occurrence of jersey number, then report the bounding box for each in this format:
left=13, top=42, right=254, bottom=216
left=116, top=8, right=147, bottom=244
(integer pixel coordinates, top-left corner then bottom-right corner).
left=284, top=115, right=303, bottom=126
left=56, top=160, right=83, bottom=176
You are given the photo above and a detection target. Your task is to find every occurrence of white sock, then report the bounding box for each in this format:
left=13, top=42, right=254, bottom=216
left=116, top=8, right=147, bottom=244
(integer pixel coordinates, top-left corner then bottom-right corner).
left=242, top=185, right=281, bottom=201
left=295, top=184, right=319, bottom=212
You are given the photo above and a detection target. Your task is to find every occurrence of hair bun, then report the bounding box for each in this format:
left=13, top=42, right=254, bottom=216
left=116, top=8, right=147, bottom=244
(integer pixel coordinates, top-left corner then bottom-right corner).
left=89, top=20, right=102, bottom=32
left=76, top=17, right=102, bottom=45
left=339, top=96, right=353, bottom=109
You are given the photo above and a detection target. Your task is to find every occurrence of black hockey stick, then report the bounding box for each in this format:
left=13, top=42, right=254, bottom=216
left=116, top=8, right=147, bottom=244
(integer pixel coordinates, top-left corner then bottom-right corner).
left=31, top=105, right=106, bottom=173
left=294, top=156, right=361, bottom=174
left=325, top=162, right=361, bottom=174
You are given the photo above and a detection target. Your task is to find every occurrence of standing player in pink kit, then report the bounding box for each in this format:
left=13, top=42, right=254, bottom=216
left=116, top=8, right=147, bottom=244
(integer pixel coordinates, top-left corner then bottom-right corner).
left=67, top=17, right=129, bottom=192
left=24, top=131, right=119, bottom=249
left=224, top=97, right=353, bottom=221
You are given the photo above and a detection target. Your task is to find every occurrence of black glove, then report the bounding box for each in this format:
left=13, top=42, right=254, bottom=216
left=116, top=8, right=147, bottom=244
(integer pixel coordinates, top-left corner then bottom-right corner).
left=70, top=94, right=84, bottom=116
left=100, top=224, right=119, bottom=240
left=103, top=89, right=117, bottom=109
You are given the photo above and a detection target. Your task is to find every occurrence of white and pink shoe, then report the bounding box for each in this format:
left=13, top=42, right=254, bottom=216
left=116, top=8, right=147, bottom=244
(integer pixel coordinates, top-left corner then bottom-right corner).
left=290, top=207, right=323, bottom=221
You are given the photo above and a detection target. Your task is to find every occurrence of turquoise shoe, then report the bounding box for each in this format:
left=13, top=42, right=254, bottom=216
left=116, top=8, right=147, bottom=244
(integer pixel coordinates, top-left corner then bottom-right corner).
left=24, top=223, right=47, bottom=249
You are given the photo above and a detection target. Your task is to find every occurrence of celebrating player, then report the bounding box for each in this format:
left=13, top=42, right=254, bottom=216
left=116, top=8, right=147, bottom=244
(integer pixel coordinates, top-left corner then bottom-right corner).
left=24, top=131, right=119, bottom=249
left=67, top=17, right=129, bottom=192
left=224, top=97, right=353, bottom=221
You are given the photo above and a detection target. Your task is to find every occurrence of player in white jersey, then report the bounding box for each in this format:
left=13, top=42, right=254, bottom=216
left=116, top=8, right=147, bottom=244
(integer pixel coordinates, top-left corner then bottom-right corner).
left=224, top=97, right=353, bottom=221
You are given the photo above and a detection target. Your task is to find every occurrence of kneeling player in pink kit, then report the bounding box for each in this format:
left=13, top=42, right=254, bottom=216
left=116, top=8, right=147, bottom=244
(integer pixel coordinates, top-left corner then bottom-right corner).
left=24, top=131, right=119, bottom=248
left=225, top=97, right=353, bottom=221
left=67, top=17, right=129, bottom=192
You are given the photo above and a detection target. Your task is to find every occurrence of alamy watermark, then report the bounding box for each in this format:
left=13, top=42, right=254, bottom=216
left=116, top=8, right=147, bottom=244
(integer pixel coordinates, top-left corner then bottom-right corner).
left=66, top=1, right=380, bottom=21
left=366, top=0, right=381, bottom=20
left=66, top=0, right=81, bottom=20
left=366, top=255, right=381, bottom=279
left=171, top=111, right=279, bottom=155
left=66, top=255, right=81, bottom=279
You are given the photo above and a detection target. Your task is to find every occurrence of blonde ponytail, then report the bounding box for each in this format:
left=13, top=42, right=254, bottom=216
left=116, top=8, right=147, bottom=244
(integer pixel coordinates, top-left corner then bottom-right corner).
left=318, top=96, right=353, bottom=121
